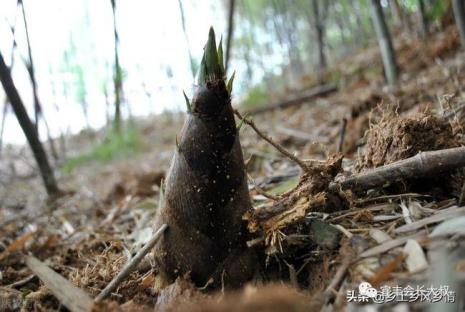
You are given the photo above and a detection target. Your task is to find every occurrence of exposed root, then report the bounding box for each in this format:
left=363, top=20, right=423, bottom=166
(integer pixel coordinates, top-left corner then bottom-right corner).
left=244, top=154, right=349, bottom=253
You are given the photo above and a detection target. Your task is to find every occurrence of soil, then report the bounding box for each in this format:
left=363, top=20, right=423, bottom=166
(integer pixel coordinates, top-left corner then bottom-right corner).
left=2, top=25, right=465, bottom=311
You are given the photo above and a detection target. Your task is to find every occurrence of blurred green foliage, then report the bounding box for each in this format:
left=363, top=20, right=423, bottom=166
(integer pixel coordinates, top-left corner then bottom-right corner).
left=62, top=124, right=143, bottom=174
left=270, top=177, right=299, bottom=195
left=428, top=0, right=448, bottom=21
left=241, top=83, right=268, bottom=109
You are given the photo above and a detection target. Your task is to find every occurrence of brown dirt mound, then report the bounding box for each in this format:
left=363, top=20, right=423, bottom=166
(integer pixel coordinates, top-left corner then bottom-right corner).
left=356, top=113, right=459, bottom=171
left=355, top=113, right=464, bottom=197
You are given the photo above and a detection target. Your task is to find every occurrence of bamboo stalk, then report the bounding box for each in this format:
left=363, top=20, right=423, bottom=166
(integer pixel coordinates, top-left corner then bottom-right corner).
left=153, top=28, right=255, bottom=288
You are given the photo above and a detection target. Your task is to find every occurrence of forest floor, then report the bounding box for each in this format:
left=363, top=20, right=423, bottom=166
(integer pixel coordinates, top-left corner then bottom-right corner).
left=1, top=26, right=465, bottom=311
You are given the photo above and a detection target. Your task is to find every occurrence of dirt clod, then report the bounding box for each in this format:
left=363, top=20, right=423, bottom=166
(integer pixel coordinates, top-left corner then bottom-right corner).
left=356, top=113, right=459, bottom=171
left=355, top=112, right=464, bottom=196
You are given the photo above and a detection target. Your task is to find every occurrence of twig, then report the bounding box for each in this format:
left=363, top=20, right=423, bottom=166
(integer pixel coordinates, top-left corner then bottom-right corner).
left=323, top=259, right=351, bottom=303
left=246, top=83, right=337, bottom=115
left=248, top=173, right=280, bottom=201
left=327, top=203, right=396, bottom=222
left=337, top=118, right=347, bottom=153
left=95, top=223, right=167, bottom=301
left=6, top=274, right=35, bottom=288
left=330, top=147, right=465, bottom=192
left=26, top=256, right=93, bottom=312
left=354, top=193, right=427, bottom=204
left=394, top=206, right=465, bottom=233
left=444, top=101, right=465, bottom=119
left=333, top=224, right=353, bottom=239
left=234, top=110, right=308, bottom=170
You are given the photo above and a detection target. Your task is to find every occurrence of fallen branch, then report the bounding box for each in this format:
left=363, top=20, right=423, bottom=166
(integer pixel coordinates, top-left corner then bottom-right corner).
left=330, top=146, right=465, bottom=192
left=25, top=256, right=93, bottom=312
left=251, top=147, right=465, bottom=227
left=246, top=83, right=337, bottom=115
left=323, top=259, right=351, bottom=303
left=95, top=223, right=167, bottom=301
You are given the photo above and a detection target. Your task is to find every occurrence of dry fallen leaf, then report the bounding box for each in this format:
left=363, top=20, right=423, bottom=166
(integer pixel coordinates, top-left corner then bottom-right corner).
left=369, top=229, right=391, bottom=243
left=369, top=253, right=405, bottom=287
left=139, top=273, right=155, bottom=289
left=403, top=239, right=428, bottom=273
left=0, top=231, right=35, bottom=260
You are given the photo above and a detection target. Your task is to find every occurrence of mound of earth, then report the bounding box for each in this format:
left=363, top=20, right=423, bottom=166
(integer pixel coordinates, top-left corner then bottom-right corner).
left=356, top=113, right=464, bottom=196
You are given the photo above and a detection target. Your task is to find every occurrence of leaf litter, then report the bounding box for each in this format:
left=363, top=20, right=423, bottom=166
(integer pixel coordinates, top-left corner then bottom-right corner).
left=2, top=25, right=465, bottom=312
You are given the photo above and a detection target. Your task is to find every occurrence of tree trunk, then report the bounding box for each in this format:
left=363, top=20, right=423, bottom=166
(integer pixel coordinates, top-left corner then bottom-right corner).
left=20, top=0, right=59, bottom=163
left=307, top=0, right=328, bottom=83
left=418, top=0, right=428, bottom=37
left=349, top=0, right=368, bottom=46
left=239, top=0, right=269, bottom=89
left=20, top=0, right=40, bottom=128
left=111, top=0, right=122, bottom=132
left=453, top=0, right=465, bottom=48
left=390, top=0, right=414, bottom=34
left=270, top=0, right=287, bottom=52
left=287, top=17, right=303, bottom=78
left=49, top=70, right=67, bottom=161
left=0, top=102, right=7, bottom=154
left=335, top=15, right=348, bottom=46
left=0, top=19, right=17, bottom=156
left=271, top=0, right=303, bottom=80
left=390, top=0, right=403, bottom=27
left=225, top=0, right=236, bottom=72
left=316, top=23, right=326, bottom=72
left=0, top=52, right=60, bottom=196
left=370, top=0, right=399, bottom=86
